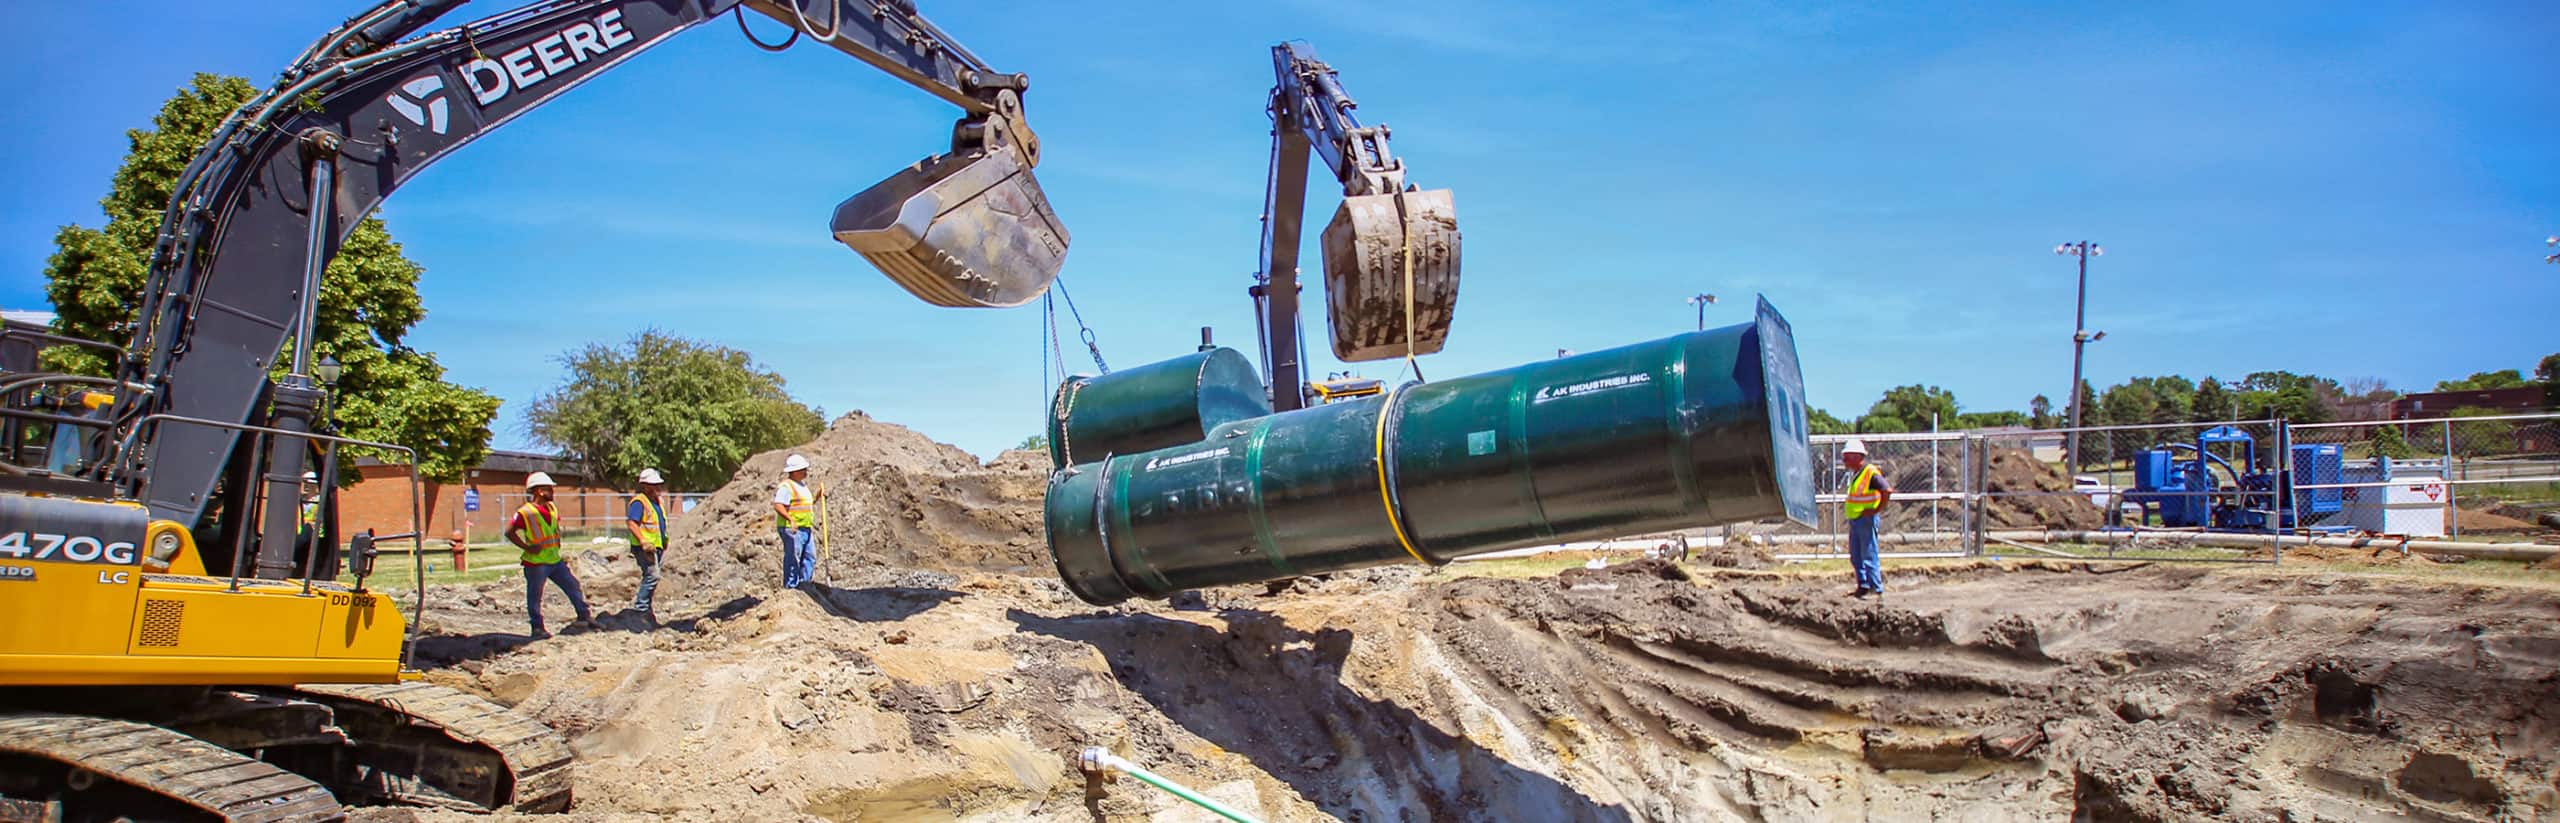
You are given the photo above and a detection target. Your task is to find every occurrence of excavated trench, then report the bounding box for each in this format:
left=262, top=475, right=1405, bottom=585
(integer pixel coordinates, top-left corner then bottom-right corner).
left=373, top=416, right=2560, bottom=822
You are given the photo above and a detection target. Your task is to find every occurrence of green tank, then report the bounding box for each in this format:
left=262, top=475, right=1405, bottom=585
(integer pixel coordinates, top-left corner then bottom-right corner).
left=1046, top=297, right=1814, bottom=606
left=1045, top=348, right=1270, bottom=470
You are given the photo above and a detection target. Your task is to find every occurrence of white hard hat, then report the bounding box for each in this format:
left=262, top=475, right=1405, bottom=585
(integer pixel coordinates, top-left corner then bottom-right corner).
left=783, top=454, right=811, bottom=473
left=301, top=471, right=318, bottom=483
left=637, top=468, right=664, bottom=485
left=1841, top=439, right=1869, bottom=456
left=526, top=471, right=557, bottom=490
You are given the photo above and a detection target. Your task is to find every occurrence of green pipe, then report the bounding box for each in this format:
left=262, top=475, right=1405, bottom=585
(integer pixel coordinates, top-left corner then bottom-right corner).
left=1046, top=296, right=1816, bottom=606
left=1079, top=748, right=1263, bottom=823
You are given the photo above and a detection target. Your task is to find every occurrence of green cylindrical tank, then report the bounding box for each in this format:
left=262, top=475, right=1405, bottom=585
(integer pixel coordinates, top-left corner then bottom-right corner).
left=1046, top=296, right=1815, bottom=606
left=1046, top=348, right=1270, bottom=469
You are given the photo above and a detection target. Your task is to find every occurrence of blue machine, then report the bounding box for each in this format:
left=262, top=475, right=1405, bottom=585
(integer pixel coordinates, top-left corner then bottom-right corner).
left=2123, top=425, right=2342, bottom=531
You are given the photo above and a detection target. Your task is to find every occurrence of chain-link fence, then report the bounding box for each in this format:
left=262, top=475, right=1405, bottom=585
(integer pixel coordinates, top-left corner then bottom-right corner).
left=1611, top=411, right=2557, bottom=565
left=2286, top=412, right=2560, bottom=539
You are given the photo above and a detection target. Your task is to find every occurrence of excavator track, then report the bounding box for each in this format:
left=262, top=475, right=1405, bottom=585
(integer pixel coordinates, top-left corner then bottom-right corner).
left=0, top=712, right=343, bottom=822
left=290, top=682, right=573, bottom=813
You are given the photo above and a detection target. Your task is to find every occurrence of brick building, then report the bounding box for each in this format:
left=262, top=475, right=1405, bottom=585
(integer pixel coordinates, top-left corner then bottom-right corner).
left=2390, top=386, right=2549, bottom=419
left=335, top=449, right=627, bottom=543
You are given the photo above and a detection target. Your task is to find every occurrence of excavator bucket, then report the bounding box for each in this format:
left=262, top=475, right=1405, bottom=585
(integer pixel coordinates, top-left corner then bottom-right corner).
left=1319, top=188, right=1460, bottom=361
left=833, top=148, right=1069, bottom=308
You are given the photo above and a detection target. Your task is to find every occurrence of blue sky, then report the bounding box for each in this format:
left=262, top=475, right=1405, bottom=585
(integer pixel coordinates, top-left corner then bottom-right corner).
left=4, top=1, right=2555, bottom=457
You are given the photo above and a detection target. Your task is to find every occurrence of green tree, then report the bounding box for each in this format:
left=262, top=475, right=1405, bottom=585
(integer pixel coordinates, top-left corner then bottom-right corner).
left=2192, top=377, right=2233, bottom=423
left=40, top=73, right=498, bottom=481
left=2446, top=407, right=2519, bottom=458
left=2434, top=370, right=2527, bottom=392
left=1857, top=384, right=1960, bottom=433
left=2236, top=371, right=2340, bottom=423
left=1958, top=411, right=2029, bottom=429
left=527, top=330, right=822, bottom=490
left=1807, top=407, right=1853, bottom=436
left=1016, top=434, right=1049, bottom=452
left=2368, top=423, right=2414, bottom=459
left=2029, top=394, right=2054, bottom=429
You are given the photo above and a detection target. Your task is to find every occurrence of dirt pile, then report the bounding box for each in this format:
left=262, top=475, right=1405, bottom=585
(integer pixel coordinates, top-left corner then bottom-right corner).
left=572, top=413, right=1051, bottom=611
left=388, top=559, right=2559, bottom=822
left=2457, top=506, right=2546, bottom=535
left=1979, top=448, right=2103, bottom=529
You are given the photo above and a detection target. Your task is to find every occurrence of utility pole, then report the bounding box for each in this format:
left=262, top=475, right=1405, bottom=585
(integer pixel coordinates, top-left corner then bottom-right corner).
left=1687, top=293, right=1718, bottom=331
left=2054, top=241, right=2104, bottom=473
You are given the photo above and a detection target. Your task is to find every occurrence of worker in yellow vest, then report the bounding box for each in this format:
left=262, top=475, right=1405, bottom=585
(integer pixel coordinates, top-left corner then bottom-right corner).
left=624, top=468, right=670, bottom=624
left=507, top=472, right=593, bottom=638
left=296, top=471, right=321, bottom=538
left=1840, top=440, right=1894, bottom=598
left=771, top=454, right=824, bottom=589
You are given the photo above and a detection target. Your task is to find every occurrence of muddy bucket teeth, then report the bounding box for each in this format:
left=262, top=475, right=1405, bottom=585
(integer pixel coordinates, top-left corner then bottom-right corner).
left=833, top=147, right=1069, bottom=308
left=1320, top=188, right=1460, bottom=362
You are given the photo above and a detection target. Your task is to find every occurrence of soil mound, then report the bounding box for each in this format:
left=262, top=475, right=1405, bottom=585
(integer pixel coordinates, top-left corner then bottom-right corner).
left=606, top=413, right=1049, bottom=610
left=1979, top=448, right=2104, bottom=529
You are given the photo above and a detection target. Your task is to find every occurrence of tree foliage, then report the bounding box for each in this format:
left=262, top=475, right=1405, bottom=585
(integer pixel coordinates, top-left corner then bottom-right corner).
left=2028, top=394, right=2054, bottom=429
left=2541, top=353, right=2560, bottom=408
left=1806, top=407, right=1853, bottom=436
left=40, top=73, right=498, bottom=481
left=527, top=330, right=822, bottom=490
left=1857, top=384, right=1959, bottom=433
left=1016, top=434, right=1049, bottom=452
left=2434, top=370, right=2528, bottom=392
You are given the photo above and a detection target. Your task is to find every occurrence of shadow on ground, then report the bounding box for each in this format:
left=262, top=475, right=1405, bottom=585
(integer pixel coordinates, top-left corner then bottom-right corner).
left=1009, top=607, right=1632, bottom=822
left=808, top=585, right=963, bottom=622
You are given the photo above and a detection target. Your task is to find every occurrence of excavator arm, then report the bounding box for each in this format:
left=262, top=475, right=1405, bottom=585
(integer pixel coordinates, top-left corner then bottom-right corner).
left=91, top=0, right=1065, bottom=576
left=1255, top=41, right=1459, bottom=411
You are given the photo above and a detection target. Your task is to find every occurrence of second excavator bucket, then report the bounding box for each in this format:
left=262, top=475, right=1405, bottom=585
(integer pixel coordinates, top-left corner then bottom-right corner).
left=833, top=147, right=1069, bottom=308
left=1319, top=188, right=1461, bottom=361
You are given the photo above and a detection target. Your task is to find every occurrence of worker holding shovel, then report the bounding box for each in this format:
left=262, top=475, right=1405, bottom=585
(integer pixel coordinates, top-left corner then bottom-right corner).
left=772, top=454, right=825, bottom=589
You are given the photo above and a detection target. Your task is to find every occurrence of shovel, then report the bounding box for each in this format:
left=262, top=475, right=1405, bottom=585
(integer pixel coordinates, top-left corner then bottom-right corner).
left=1319, top=188, right=1460, bottom=362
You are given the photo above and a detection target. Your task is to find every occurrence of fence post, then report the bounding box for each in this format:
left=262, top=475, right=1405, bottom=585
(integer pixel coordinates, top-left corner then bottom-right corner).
left=2441, top=418, right=2460, bottom=541
left=2273, top=420, right=2290, bottom=564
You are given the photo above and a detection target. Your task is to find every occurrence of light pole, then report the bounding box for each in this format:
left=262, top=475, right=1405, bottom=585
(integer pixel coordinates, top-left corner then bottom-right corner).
left=2055, top=241, right=2104, bottom=472
left=1687, top=293, right=1718, bottom=330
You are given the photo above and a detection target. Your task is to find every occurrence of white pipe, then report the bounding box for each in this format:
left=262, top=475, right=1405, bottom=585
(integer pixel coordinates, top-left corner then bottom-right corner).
left=1079, top=748, right=1262, bottom=823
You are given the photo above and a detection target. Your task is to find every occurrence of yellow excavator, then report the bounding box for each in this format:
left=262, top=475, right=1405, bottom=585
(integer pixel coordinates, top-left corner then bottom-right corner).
left=0, top=0, right=1069, bottom=818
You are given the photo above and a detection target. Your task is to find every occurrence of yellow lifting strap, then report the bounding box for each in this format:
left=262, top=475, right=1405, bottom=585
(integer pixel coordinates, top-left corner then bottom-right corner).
left=1371, top=383, right=1427, bottom=564
left=1397, top=189, right=1420, bottom=381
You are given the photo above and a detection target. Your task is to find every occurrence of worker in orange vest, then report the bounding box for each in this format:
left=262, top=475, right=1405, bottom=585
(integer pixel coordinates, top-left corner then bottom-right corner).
left=1841, top=440, right=1894, bottom=598
left=624, top=468, right=670, bottom=624
left=507, top=472, right=593, bottom=638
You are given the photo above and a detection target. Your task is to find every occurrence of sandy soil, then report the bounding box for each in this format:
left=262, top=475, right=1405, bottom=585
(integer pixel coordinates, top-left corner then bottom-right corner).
left=355, top=415, right=2560, bottom=822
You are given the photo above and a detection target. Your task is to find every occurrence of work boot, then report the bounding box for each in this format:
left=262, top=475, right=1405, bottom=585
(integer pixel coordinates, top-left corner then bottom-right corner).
left=529, top=627, right=552, bottom=641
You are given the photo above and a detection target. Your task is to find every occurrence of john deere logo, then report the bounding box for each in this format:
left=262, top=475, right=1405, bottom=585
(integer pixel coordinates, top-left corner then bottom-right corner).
left=386, top=75, right=450, bottom=134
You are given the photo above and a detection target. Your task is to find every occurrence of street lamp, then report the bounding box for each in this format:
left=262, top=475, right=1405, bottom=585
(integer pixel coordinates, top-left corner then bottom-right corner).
left=314, top=354, right=343, bottom=385
left=2055, top=241, right=2103, bottom=472
left=1686, top=293, right=1718, bottom=331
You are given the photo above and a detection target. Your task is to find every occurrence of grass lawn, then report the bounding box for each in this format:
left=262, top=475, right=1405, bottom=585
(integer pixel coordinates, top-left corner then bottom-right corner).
left=340, top=536, right=632, bottom=592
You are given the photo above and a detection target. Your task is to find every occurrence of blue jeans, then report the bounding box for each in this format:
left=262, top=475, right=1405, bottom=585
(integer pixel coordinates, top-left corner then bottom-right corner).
left=1848, top=514, right=1884, bottom=592
left=522, top=562, right=591, bottom=632
left=778, top=527, right=815, bottom=588
left=630, top=546, right=660, bottom=612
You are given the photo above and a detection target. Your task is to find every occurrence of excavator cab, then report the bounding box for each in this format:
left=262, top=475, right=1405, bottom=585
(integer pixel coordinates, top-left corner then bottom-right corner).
left=1320, top=187, right=1459, bottom=361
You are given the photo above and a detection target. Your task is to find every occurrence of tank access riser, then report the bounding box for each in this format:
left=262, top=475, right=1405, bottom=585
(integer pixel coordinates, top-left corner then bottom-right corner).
left=0, top=712, right=343, bottom=822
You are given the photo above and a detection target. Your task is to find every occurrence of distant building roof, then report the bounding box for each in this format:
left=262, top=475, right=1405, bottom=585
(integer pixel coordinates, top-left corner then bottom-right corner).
left=2391, top=387, right=2549, bottom=418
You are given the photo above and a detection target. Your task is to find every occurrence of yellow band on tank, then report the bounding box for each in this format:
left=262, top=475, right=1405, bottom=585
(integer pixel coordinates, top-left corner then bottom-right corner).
left=1371, top=386, right=1427, bottom=564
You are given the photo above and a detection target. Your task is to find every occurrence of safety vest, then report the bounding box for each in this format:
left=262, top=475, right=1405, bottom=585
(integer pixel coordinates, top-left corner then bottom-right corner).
left=776, top=480, right=815, bottom=529
left=513, top=501, right=564, bottom=565
left=629, top=493, right=667, bottom=549
left=297, top=501, right=318, bottom=536
left=1843, top=465, right=1883, bottom=520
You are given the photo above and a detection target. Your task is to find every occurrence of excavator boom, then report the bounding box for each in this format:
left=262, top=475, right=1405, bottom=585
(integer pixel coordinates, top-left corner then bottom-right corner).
left=1257, top=41, right=1459, bottom=411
